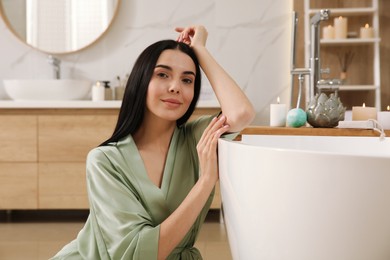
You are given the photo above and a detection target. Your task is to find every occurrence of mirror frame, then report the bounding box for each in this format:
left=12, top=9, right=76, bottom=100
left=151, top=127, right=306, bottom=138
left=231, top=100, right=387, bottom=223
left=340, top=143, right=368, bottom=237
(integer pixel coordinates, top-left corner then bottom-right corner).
left=0, top=0, right=121, bottom=54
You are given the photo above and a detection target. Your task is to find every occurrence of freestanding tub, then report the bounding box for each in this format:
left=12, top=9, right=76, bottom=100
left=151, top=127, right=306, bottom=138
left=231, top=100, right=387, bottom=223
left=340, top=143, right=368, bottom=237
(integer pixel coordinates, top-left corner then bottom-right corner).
left=218, top=135, right=390, bottom=260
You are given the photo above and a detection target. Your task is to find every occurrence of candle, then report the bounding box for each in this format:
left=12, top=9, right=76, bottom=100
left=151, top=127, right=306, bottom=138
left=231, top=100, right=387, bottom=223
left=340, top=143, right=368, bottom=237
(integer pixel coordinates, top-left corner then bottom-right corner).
left=323, top=25, right=335, bottom=39
left=92, top=81, right=105, bottom=101
left=360, top=23, right=374, bottom=39
left=270, top=97, right=286, bottom=127
left=352, top=103, right=377, bottom=121
left=377, top=106, right=390, bottom=130
left=334, top=16, right=348, bottom=39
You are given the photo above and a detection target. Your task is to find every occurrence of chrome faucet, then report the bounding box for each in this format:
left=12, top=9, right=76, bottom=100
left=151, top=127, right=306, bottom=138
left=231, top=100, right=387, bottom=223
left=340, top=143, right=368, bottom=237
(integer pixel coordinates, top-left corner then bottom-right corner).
left=290, top=10, right=333, bottom=109
left=47, top=55, right=61, bottom=79
left=309, top=9, right=330, bottom=99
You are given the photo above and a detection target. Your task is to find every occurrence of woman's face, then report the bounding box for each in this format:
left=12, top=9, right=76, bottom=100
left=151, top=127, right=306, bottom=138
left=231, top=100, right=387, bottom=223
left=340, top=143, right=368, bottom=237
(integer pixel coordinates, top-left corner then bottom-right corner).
left=145, top=49, right=196, bottom=123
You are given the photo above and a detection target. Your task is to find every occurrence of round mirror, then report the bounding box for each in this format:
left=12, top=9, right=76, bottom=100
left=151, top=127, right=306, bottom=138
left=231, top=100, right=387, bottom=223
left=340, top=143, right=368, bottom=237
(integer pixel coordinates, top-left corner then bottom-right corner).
left=0, top=0, right=120, bottom=54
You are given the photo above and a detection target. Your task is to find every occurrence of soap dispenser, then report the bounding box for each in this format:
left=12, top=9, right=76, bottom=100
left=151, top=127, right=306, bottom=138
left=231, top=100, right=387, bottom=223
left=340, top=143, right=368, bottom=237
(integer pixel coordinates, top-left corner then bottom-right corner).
left=102, top=81, right=113, bottom=100
left=92, top=81, right=105, bottom=101
left=114, top=75, right=126, bottom=100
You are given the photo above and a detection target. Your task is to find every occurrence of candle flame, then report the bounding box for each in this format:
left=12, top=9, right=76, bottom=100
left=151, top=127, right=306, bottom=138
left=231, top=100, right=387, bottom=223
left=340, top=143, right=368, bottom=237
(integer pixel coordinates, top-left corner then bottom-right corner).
left=365, top=24, right=370, bottom=28
left=277, top=96, right=280, bottom=104
left=387, top=105, right=390, bottom=111
left=362, top=103, right=366, bottom=107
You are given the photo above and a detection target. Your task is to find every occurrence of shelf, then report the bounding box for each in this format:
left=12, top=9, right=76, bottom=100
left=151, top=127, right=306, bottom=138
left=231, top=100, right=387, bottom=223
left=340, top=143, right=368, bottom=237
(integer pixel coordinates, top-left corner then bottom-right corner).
left=308, top=7, right=376, bottom=16
left=320, top=38, right=381, bottom=45
left=339, top=85, right=378, bottom=91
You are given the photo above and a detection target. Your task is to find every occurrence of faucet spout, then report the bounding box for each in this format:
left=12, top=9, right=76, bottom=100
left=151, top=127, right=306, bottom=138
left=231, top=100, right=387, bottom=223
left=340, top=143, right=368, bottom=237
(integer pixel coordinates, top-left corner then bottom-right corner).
left=310, top=9, right=330, bottom=25
left=47, top=55, right=61, bottom=79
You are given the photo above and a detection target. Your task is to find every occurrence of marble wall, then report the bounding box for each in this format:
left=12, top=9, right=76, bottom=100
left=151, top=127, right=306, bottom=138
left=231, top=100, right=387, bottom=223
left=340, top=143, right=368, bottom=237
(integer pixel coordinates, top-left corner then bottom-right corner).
left=0, top=0, right=292, bottom=125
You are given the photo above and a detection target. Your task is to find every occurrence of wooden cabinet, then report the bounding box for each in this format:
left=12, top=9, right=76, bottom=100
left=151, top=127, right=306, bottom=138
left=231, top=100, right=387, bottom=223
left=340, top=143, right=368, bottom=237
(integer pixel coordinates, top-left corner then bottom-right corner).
left=0, top=110, right=118, bottom=210
left=37, top=115, right=117, bottom=209
left=0, top=116, right=37, bottom=162
left=0, top=116, right=38, bottom=209
left=0, top=108, right=221, bottom=210
left=38, top=163, right=88, bottom=209
left=39, top=115, right=117, bottom=162
left=0, top=163, right=38, bottom=209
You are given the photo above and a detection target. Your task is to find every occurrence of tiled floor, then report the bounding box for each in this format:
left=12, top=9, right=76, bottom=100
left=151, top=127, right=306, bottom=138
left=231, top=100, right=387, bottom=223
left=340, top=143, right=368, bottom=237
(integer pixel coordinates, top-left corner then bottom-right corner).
left=0, top=210, right=232, bottom=260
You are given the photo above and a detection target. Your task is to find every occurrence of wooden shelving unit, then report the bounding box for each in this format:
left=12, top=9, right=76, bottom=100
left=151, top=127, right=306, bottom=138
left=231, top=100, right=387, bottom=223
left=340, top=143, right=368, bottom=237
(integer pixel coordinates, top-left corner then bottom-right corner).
left=304, top=0, right=381, bottom=110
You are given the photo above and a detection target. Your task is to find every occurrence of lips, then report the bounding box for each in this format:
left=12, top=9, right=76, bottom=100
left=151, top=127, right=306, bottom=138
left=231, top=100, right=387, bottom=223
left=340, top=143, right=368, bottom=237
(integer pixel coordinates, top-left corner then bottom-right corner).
left=162, top=98, right=182, bottom=105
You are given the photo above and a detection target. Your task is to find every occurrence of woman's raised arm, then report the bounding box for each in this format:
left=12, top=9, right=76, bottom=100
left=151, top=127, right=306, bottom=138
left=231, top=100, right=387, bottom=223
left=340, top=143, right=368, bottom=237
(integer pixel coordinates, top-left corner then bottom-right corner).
left=176, top=25, right=256, bottom=132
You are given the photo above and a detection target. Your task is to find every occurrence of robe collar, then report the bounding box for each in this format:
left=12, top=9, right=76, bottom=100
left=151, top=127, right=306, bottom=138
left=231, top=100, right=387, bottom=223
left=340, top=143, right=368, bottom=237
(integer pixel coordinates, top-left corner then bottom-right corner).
left=115, top=128, right=180, bottom=222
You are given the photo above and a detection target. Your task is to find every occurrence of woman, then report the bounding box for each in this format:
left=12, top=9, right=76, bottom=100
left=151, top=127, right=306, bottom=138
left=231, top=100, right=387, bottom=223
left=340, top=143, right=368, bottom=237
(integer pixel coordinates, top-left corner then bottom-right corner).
left=51, top=25, right=255, bottom=260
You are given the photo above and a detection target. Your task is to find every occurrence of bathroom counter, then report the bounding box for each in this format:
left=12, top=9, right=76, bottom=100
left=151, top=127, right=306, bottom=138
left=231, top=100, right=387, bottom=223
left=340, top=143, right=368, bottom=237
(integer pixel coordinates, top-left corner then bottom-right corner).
left=240, top=126, right=390, bottom=138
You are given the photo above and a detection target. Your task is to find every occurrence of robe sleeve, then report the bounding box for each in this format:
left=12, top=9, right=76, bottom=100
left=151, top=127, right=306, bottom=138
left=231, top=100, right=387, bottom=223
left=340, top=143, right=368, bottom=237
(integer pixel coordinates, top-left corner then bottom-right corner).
left=185, top=113, right=240, bottom=144
left=81, top=148, right=160, bottom=260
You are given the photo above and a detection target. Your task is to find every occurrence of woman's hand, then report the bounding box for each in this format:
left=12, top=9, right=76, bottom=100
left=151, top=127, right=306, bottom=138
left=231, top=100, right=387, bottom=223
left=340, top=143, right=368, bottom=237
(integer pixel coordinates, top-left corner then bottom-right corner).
left=175, top=25, right=208, bottom=48
left=196, top=114, right=230, bottom=185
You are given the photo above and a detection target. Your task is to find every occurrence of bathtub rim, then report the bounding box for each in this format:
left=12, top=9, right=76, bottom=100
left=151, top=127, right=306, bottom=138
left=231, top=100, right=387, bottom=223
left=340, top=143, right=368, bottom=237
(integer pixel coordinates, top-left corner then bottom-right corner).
left=220, top=135, right=390, bottom=159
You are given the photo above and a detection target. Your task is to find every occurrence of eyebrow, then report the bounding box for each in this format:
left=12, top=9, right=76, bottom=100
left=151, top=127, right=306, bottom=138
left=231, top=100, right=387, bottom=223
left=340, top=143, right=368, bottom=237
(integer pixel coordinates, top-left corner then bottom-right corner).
left=155, top=64, right=196, bottom=77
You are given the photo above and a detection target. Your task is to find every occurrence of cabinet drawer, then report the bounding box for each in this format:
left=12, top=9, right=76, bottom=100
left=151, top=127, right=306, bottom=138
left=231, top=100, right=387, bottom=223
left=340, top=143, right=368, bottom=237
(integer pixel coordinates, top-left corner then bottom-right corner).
left=0, top=163, right=38, bottom=209
left=0, top=116, right=37, bottom=162
left=39, top=163, right=89, bottom=209
left=38, top=115, right=117, bottom=162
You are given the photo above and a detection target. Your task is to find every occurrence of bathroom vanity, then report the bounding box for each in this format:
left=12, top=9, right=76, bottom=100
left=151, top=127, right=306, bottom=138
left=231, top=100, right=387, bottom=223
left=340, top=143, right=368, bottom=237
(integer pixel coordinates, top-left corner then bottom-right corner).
left=0, top=101, right=219, bottom=210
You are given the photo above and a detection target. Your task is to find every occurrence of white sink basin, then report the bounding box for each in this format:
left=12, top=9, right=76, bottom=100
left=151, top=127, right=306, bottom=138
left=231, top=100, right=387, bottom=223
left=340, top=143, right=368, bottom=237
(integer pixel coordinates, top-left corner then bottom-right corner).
left=3, top=79, right=92, bottom=101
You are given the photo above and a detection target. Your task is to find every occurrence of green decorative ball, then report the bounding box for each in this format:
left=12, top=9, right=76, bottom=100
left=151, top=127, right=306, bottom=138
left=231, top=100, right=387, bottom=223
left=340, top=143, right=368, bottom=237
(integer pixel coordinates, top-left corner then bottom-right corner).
left=286, top=108, right=307, bottom=127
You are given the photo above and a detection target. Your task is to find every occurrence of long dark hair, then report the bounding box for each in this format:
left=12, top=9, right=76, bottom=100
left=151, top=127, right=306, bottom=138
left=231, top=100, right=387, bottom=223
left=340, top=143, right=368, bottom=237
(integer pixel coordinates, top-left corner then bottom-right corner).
left=100, top=40, right=201, bottom=146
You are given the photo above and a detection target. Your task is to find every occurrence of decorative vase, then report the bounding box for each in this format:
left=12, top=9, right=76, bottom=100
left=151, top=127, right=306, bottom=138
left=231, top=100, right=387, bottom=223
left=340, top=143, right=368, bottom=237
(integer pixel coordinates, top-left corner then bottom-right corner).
left=340, top=71, right=347, bottom=84
left=306, top=92, right=346, bottom=128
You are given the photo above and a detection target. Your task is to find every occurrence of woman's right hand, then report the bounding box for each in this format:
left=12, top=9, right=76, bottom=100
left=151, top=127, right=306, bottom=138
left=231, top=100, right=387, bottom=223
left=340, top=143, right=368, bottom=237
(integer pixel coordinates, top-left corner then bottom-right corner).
left=175, top=25, right=208, bottom=49
left=196, top=114, right=230, bottom=184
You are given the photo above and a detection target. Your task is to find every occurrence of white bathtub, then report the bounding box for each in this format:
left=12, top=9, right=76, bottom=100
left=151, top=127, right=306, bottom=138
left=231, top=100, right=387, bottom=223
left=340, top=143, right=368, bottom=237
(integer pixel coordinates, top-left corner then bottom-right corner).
left=218, top=135, right=390, bottom=260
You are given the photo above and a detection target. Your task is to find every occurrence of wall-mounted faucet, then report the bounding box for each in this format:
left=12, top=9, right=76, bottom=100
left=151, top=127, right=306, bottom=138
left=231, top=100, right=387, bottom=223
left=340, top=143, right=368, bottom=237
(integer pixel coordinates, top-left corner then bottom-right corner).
left=290, top=9, right=335, bottom=109
left=309, top=9, right=330, bottom=99
left=47, top=55, right=61, bottom=79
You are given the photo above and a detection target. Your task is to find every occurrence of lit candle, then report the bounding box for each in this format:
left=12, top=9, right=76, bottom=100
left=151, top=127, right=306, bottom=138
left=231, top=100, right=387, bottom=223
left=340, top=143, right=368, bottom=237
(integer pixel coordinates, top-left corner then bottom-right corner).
left=334, top=16, right=348, bottom=39
left=352, top=103, right=377, bottom=121
left=270, top=97, right=286, bottom=127
left=360, top=23, right=374, bottom=39
left=377, top=105, right=390, bottom=130
left=323, top=25, right=335, bottom=39
left=92, top=81, right=105, bottom=101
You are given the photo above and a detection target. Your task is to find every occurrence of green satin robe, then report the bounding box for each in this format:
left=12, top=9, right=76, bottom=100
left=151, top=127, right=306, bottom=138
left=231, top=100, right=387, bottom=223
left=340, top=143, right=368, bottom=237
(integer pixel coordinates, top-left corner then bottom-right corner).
left=51, top=115, right=237, bottom=260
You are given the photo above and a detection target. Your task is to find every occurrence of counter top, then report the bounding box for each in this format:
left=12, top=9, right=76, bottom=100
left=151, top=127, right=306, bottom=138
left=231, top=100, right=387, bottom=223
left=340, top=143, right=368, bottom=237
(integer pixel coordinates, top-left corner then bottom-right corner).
left=0, top=100, right=122, bottom=108
left=0, top=100, right=219, bottom=109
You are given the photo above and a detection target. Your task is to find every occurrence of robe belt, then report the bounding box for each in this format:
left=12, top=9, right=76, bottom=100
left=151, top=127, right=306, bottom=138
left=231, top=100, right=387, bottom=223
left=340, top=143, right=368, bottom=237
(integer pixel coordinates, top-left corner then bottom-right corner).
left=171, top=246, right=202, bottom=259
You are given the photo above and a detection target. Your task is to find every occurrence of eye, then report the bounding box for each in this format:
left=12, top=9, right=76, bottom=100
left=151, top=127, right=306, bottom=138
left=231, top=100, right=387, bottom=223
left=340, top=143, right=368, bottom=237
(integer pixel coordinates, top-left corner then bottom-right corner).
left=182, top=78, right=193, bottom=84
left=157, top=72, right=168, bottom=79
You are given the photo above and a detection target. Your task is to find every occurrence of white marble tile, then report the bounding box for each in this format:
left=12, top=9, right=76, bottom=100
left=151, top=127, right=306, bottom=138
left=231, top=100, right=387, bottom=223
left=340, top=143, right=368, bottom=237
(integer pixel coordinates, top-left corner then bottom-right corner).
left=0, top=0, right=293, bottom=124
